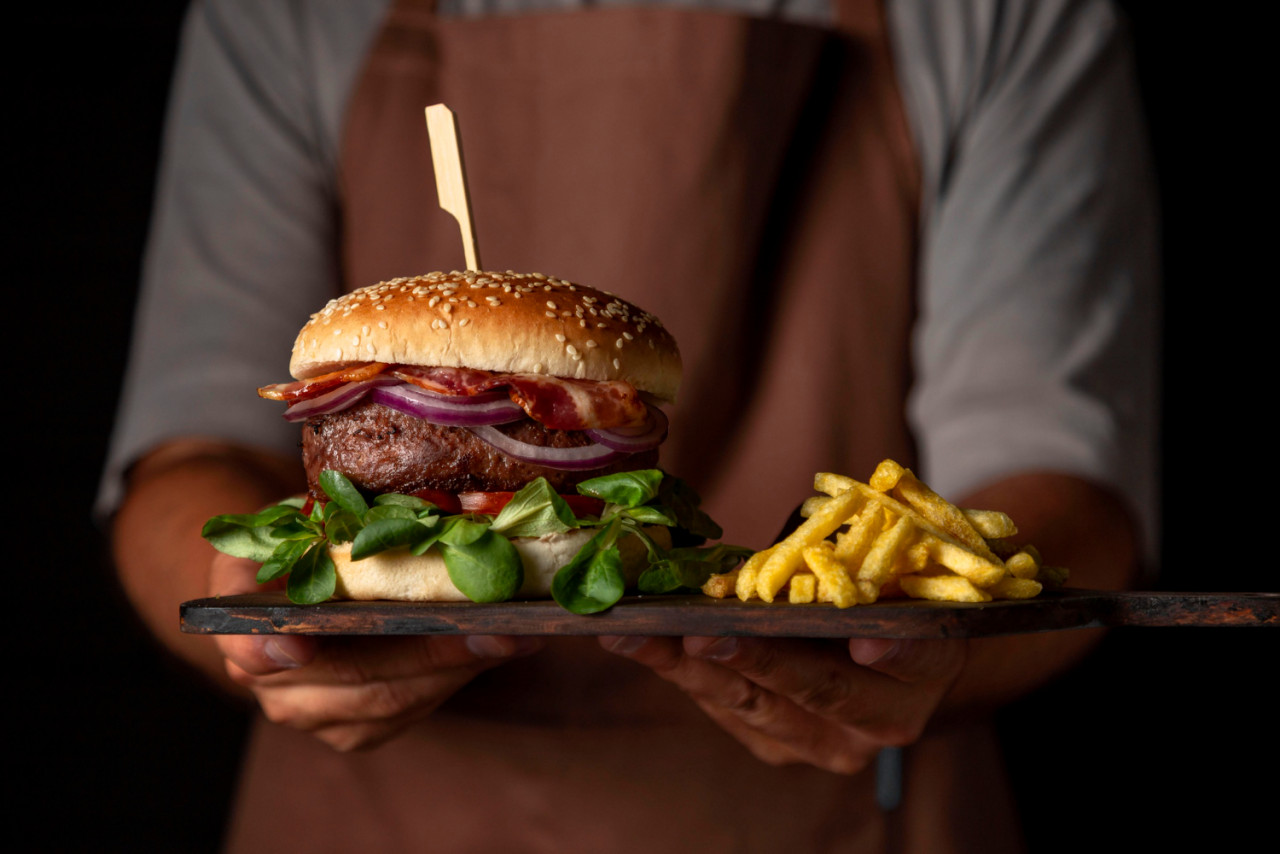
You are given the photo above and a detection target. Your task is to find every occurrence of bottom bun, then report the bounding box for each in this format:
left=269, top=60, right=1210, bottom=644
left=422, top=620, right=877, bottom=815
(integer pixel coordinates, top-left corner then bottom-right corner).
left=328, top=527, right=671, bottom=602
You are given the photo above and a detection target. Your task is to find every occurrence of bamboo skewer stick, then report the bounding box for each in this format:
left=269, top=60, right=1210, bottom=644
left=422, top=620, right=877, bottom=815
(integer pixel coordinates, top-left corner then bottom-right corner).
left=425, top=103, right=481, bottom=271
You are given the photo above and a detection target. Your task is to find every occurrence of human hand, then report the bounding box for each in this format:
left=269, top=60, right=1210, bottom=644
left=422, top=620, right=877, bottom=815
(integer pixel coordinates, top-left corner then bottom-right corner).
left=210, top=553, right=543, bottom=751
left=598, top=634, right=965, bottom=774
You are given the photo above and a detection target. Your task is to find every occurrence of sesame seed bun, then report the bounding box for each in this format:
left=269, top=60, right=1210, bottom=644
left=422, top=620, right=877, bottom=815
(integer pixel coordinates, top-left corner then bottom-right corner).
left=327, top=526, right=669, bottom=602
left=290, top=271, right=682, bottom=402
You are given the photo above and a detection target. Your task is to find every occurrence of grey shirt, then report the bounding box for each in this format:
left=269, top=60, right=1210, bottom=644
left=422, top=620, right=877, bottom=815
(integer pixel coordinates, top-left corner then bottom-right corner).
left=100, top=0, right=1158, bottom=556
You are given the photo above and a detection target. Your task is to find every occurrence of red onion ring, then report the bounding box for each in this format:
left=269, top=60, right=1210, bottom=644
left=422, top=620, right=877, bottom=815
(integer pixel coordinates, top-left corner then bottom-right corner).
left=370, top=385, right=525, bottom=426
left=585, top=404, right=668, bottom=452
left=467, top=425, right=628, bottom=470
left=282, top=377, right=400, bottom=422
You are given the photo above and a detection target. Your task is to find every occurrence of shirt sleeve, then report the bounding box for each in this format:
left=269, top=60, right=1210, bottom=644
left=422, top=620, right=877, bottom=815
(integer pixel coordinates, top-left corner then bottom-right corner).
left=94, top=0, right=387, bottom=518
left=888, top=0, right=1160, bottom=561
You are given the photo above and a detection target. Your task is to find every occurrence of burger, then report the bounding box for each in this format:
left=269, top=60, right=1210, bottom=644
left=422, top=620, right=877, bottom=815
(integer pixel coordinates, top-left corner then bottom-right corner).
left=203, top=270, right=742, bottom=613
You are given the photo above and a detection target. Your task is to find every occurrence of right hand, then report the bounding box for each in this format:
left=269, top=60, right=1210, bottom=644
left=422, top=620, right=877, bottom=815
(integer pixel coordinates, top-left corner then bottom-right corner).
left=210, top=553, right=543, bottom=751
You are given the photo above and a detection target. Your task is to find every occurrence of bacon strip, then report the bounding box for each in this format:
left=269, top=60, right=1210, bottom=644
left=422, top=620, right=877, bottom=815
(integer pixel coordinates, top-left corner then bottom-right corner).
left=266, top=363, right=648, bottom=430
left=259, top=363, right=389, bottom=402
left=390, top=365, right=499, bottom=395
left=502, top=375, right=647, bottom=430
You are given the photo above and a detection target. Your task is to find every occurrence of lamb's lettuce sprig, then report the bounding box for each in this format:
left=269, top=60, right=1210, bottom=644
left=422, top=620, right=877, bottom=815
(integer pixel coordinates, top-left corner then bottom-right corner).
left=202, top=469, right=750, bottom=614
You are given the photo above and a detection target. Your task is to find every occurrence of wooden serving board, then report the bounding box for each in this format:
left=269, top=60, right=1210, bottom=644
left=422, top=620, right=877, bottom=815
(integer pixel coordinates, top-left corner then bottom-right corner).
left=180, top=590, right=1277, bottom=639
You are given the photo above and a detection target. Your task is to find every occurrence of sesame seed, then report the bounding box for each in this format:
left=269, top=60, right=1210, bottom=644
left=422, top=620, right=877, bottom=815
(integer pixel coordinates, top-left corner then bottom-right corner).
left=585, top=340, right=598, bottom=348
left=613, top=358, right=621, bottom=369
left=546, top=301, right=557, bottom=309
left=555, top=334, right=566, bottom=342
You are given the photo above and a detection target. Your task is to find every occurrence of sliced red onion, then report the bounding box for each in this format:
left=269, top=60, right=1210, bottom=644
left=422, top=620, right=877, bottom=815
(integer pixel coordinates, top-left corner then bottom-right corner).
left=585, top=404, right=669, bottom=452
left=371, top=385, right=525, bottom=426
left=282, top=377, right=400, bottom=422
left=467, top=425, right=628, bottom=470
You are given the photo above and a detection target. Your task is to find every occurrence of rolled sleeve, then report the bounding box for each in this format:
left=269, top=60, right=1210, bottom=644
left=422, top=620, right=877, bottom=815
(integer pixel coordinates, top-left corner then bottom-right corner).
left=891, top=0, right=1159, bottom=560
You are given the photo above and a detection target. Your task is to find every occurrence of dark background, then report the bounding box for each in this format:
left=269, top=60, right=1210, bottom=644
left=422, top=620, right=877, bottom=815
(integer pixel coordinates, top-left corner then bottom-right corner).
left=19, top=2, right=1272, bottom=851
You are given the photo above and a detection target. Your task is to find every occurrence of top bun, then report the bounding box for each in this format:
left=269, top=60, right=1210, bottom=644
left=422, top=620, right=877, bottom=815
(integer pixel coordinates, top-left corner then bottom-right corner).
left=290, top=271, right=682, bottom=402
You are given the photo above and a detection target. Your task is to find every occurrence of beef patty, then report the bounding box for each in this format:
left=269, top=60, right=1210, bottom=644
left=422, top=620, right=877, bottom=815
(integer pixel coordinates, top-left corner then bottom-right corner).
left=301, top=399, right=659, bottom=499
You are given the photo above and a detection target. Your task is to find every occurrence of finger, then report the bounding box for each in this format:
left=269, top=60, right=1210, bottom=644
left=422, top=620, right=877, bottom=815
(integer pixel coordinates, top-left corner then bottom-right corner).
left=848, top=638, right=968, bottom=684
left=219, top=633, right=319, bottom=679
left=228, top=634, right=543, bottom=684
left=209, top=552, right=265, bottom=596
left=601, top=636, right=879, bottom=773
left=681, top=636, right=954, bottom=744
left=249, top=666, right=481, bottom=735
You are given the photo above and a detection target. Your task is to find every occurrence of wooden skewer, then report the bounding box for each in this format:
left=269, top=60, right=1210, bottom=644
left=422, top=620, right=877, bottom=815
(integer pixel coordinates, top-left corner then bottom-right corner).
left=425, top=103, right=481, bottom=271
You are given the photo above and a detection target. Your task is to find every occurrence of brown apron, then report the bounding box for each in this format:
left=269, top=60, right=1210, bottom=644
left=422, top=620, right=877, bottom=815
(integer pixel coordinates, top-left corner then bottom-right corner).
left=225, top=2, right=1022, bottom=851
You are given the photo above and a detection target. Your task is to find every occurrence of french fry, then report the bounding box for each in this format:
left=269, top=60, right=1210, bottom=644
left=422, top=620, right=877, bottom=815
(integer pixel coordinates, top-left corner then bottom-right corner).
left=757, top=489, right=864, bottom=602
left=701, top=568, right=738, bottom=599
left=857, top=515, right=916, bottom=586
left=814, top=472, right=859, bottom=497
left=802, top=542, right=859, bottom=608
left=985, top=537, right=1021, bottom=559
left=800, top=495, right=831, bottom=519
left=1005, top=546, right=1042, bottom=580
left=834, top=503, right=884, bottom=567
left=900, top=574, right=992, bottom=603
left=924, top=537, right=1007, bottom=588
left=988, top=576, right=1043, bottom=600
left=735, top=547, right=773, bottom=601
left=788, top=572, right=817, bottom=604
left=868, top=458, right=908, bottom=492
left=1037, top=565, right=1070, bottom=588
left=885, top=464, right=1001, bottom=562
left=962, top=508, right=1018, bottom=540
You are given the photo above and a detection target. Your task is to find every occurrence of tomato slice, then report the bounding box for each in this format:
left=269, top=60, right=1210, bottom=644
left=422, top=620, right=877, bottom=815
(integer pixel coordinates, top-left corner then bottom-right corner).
left=458, top=491, right=605, bottom=519
left=458, top=491, right=515, bottom=516
left=409, top=487, right=463, bottom=514
left=561, top=494, right=607, bottom=518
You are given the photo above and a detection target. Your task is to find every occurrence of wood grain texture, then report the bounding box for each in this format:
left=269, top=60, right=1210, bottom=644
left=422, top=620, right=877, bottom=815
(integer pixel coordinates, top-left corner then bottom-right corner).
left=181, top=590, right=1278, bottom=638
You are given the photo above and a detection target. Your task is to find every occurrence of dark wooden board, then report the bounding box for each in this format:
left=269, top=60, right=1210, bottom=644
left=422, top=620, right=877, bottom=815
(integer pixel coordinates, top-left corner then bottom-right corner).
left=180, top=590, right=1278, bottom=638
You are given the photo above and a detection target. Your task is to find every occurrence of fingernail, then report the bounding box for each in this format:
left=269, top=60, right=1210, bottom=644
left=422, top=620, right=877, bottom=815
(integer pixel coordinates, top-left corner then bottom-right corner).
left=263, top=637, right=313, bottom=669
left=602, top=635, right=649, bottom=656
left=849, top=638, right=900, bottom=666
left=687, top=636, right=738, bottom=661
left=466, top=635, right=516, bottom=658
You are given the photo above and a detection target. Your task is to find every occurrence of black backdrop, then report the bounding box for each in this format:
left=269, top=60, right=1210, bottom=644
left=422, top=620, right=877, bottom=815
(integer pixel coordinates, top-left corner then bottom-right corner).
left=19, top=2, right=1272, bottom=851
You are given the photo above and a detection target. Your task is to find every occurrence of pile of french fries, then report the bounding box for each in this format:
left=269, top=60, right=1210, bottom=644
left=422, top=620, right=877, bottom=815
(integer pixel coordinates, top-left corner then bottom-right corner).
left=704, top=460, right=1066, bottom=607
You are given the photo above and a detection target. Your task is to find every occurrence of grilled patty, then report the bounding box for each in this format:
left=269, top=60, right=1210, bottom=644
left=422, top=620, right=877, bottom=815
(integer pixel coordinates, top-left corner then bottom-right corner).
left=301, top=399, right=658, bottom=499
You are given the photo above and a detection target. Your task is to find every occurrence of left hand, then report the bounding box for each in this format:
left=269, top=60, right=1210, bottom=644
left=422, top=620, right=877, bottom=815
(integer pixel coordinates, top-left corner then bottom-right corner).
left=599, top=634, right=966, bottom=774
